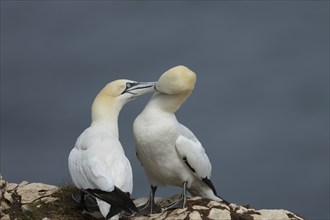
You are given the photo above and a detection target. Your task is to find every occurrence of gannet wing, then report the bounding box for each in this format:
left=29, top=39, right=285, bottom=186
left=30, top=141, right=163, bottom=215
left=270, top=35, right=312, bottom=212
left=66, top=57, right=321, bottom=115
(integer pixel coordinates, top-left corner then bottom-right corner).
left=176, top=124, right=218, bottom=195
left=72, top=154, right=137, bottom=214
left=175, top=124, right=212, bottom=179
left=82, top=156, right=115, bottom=191
left=85, top=187, right=137, bottom=214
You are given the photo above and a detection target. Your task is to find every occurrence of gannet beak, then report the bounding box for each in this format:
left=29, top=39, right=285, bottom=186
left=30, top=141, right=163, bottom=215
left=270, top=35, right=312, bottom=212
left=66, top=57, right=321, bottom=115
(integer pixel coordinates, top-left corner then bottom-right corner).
left=123, top=81, right=156, bottom=97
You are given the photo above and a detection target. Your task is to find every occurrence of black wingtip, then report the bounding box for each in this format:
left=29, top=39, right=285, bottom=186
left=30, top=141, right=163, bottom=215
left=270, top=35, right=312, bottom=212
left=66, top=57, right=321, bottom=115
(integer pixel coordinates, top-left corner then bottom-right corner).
left=202, top=177, right=218, bottom=196
left=84, top=186, right=138, bottom=214
left=202, top=177, right=230, bottom=205
left=217, top=195, right=230, bottom=206
left=106, top=205, right=122, bottom=219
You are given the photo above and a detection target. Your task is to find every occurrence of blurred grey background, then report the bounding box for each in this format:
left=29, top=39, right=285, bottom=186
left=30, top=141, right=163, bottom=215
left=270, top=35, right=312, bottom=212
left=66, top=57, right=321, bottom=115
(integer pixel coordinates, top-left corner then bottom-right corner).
left=1, top=1, right=329, bottom=219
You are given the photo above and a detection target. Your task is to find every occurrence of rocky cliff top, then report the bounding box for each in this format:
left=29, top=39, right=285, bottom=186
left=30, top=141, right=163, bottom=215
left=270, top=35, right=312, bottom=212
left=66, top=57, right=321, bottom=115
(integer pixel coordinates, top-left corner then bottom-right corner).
left=0, top=178, right=305, bottom=220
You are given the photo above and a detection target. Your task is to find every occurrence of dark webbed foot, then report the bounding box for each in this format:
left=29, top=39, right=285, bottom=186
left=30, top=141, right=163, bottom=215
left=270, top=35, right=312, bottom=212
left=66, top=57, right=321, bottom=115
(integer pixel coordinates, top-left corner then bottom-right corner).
left=161, top=181, right=188, bottom=210
left=161, top=195, right=186, bottom=210
left=136, top=185, right=161, bottom=216
left=136, top=199, right=161, bottom=215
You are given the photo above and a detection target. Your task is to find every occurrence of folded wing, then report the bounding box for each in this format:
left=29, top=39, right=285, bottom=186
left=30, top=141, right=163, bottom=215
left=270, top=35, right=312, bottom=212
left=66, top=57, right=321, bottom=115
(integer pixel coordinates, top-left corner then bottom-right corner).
left=175, top=124, right=218, bottom=195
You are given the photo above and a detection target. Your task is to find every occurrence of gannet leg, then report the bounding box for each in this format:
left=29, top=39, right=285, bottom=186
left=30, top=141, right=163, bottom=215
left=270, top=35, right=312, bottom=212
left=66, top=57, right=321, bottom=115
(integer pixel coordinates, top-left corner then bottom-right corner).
left=136, top=185, right=161, bottom=215
left=162, top=181, right=188, bottom=210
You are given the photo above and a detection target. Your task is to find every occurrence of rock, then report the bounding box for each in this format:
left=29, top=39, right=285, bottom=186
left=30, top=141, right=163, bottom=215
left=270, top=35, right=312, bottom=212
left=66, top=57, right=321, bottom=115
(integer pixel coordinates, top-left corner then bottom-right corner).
left=0, top=178, right=306, bottom=220
left=16, top=182, right=58, bottom=204
left=41, top=197, right=58, bottom=203
left=148, top=211, right=167, bottom=219
left=236, top=205, right=248, bottom=214
left=0, top=214, right=10, bottom=220
left=252, top=209, right=290, bottom=220
left=133, top=197, right=149, bottom=207
left=167, top=208, right=188, bottom=219
left=18, top=181, right=29, bottom=188
left=207, top=200, right=230, bottom=210
left=128, top=195, right=305, bottom=220
left=285, top=210, right=305, bottom=220
left=6, top=183, right=18, bottom=192
left=1, top=201, right=10, bottom=210
left=188, top=196, right=202, bottom=201
left=3, top=192, right=13, bottom=204
left=170, top=212, right=188, bottom=219
left=230, top=203, right=239, bottom=210
left=132, top=216, right=149, bottom=220
left=189, top=211, right=202, bottom=220
left=169, top=207, right=187, bottom=215
left=192, top=205, right=208, bottom=210
left=208, top=208, right=231, bottom=220
left=207, top=200, right=221, bottom=208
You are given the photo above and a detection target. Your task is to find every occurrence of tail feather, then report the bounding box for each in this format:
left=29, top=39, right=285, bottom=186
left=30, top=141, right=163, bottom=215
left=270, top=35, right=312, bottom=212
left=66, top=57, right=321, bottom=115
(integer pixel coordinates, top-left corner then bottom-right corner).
left=202, top=177, right=230, bottom=205
left=84, top=186, right=138, bottom=215
left=106, top=205, right=122, bottom=219
left=202, top=177, right=218, bottom=196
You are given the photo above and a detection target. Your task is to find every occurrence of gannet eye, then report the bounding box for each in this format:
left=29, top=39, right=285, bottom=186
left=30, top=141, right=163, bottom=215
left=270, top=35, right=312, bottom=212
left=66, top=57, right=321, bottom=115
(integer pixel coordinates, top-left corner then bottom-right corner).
left=126, top=82, right=138, bottom=89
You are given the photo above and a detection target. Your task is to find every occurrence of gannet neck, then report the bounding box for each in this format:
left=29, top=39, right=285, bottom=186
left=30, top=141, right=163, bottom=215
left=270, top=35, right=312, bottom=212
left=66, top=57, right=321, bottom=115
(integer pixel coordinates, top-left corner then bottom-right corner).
left=147, top=91, right=192, bottom=113
left=91, top=93, right=123, bottom=137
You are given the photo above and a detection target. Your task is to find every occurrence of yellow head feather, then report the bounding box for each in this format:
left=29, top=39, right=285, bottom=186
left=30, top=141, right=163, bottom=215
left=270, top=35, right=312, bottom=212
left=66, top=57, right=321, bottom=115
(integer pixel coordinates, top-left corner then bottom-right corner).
left=156, top=65, right=196, bottom=95
left=99, top=80, right=127, bottom=98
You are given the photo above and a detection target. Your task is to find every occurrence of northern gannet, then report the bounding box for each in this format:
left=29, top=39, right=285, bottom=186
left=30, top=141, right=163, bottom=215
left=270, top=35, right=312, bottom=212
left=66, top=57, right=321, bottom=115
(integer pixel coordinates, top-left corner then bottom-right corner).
left=133, top=66, right=228, bottom=214
left=68, top=80, right=155, bottom=219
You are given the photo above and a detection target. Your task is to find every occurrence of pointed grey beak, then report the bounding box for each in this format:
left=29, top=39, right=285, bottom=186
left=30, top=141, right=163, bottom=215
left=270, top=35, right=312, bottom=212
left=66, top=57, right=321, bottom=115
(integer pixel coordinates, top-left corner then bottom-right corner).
left=124, top=81, right=156, bottom=97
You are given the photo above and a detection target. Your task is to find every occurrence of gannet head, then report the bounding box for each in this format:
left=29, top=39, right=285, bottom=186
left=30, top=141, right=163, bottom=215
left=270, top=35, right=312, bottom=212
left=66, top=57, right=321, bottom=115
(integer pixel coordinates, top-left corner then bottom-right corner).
left=149, top=65, right=196, bottom=113
left=92, top=80, right=155, bottom=128
left=101, top=79, right=156, bottom=102
left=155, top=65, right=196, bottom=95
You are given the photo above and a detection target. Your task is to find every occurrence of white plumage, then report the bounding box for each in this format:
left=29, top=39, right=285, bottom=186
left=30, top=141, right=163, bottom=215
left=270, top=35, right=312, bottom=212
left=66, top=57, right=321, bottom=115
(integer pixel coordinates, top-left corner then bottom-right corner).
left=69, top=125, right=133, bottom=217
left=133, top=66, right=227, bottom=214
left=68, top=80, right=155, bottom=219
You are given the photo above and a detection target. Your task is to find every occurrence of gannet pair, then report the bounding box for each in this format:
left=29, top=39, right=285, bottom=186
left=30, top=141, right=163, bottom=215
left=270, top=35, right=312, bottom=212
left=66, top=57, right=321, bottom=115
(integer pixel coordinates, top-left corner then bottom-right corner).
left=68, top=80, right=155, bottom=219
left=134, top=66, right=228, bottom=213
left=68, top=66, right=227, bottom=218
